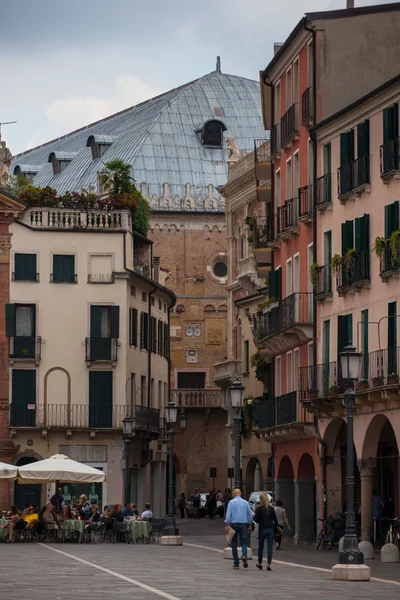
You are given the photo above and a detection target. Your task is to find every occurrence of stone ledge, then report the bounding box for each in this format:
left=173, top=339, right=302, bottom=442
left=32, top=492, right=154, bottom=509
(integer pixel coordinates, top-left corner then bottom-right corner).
left=332, top=564, right=371, bottom=581
left=160, top=536, right=183, bottom=546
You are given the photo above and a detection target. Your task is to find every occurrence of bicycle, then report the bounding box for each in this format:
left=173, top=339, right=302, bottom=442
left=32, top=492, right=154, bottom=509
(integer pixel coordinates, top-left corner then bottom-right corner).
left=381, top=517, right=400, bottom=547
left=315, top=517, right=334, bottom=550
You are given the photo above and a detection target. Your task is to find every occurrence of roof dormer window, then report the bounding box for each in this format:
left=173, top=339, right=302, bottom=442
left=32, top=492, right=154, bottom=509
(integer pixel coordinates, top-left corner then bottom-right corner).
left=48, top=152, right=76, bottom=175
left=195, top=119, right=227, bottom=148
left=13, top=164, right=42, bottom=181
left=86, top=134, right=116, bottom=160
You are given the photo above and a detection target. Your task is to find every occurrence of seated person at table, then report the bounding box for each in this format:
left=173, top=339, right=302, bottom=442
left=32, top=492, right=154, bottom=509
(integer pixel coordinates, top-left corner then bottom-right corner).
left=79, top=495, right=91, bottom=520
left=131, top=503, right=139, bottom=516
left=1, top=505, right=38, bottom=542
left=61, top=505, right=72, bottom=520
left=122, top=502, right=133, bottom=517
left=86, top=504, right=102, bottom=531
left=22, top=502, right=31, bottom=516
left=103, top=505, right=111, bottom=517
left=141, top=503, right=153, bottom=521
left=111, top=504, right=124, bottom=523
left=43, top=503, right=59, bottom=530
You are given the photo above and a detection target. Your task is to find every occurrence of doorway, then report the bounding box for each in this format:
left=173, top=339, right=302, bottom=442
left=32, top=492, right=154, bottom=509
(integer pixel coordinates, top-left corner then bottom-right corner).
left=177, top=372, right=206, bottom=389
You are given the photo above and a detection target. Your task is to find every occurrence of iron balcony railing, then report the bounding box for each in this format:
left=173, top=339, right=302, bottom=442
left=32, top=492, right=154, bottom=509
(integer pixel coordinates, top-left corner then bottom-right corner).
left=12, top=272, right=39, bottom=282
left=380, top=242, right=400, bottom=276
left=299, top=185, right=313, bottom=219
left=359, top=346, right=400, bottom=388
left=170, top=389, right=223, bottom=408
left=9, top=403, right=160, bottom=432
left=336, top=251, right=370, bottom=291
left=252, top=215, right=276, bottom=247
left=301, top=87, right=313, bottom=124
left=87, top=273, right=115, bottom=284
left=281, top=104, right=299, bottom=146
left=254, top=138, right=271, bottom=163
left=271, top=124, right=281, bottom=156
left=257, top=392, right=298, bottom=429
left=278, top=197, right=299, bottom=232
left=316, top=174, right=332, bottom=207
left=50, top=273, right=77, bottom=284
left=252, top=292, right=313, bottom=340
left=299, top=362, right=342, bottom=400
left=315, top=265, right=332, bottom=297
left=85, top=337, right=118, bottom=361
left=9, top=336, right=41, bottom=361
left=380, top=137, right=400, bottom=177
left=337, top=155, right=370, bottom=198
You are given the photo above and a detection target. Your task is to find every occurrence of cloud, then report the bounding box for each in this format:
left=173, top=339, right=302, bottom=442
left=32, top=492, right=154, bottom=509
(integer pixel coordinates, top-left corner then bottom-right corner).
left=26, top=76, right=163, bottom=150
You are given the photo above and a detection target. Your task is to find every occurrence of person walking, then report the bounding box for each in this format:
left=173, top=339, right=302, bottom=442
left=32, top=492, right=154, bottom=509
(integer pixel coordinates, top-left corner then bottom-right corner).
left=207, top=489, right=217, bottom=520
left=225, top=488, right=253, bottom=570
left=178, top=493, right=186, bottom=519
left=253, top=493, right=279, bottom=571
left=192, top=489, right=201, bottom=519
left=273, top=498, right=291, bottom=550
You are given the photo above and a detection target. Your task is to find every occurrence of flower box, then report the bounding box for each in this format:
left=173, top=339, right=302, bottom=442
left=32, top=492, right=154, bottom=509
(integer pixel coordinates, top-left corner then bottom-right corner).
left=372, top=377, right=384, bottom=388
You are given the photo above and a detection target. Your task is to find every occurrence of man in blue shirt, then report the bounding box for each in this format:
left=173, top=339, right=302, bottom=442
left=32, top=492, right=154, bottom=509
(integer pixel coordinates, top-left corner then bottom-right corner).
left=122, top=502, right=133, bottom=517
left=225, top=489, right=253, bottom=569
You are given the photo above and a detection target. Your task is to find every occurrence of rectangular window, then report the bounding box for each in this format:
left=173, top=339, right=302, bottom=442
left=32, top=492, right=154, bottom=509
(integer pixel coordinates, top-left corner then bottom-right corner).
left=150, top=316, right=157, bottom=353
left=158, top=381, right=162, bottom=409
left=52, top=255, right=76, bottom=283
left=89, top=371, right=113, bottom=428
left=89, top=305, right=119, bottom=360
left=384, top=201, right=400, bottom=238
left=164, top=322, right=169, bottom=359
left=293, top=153, right=299, bottom=198
left=244, top=340, right=250, bottom=374
left=10, top=369, right=36, bottom=427
left=14, top=253, right=37, bottom=282
left=140, top=312, right=149, bottom=350
left=158, top=320, right=164, bottom=355
left=293, top=60, right=299, bottom=104
left=383, top=103, right=399, bottom=143
left=6, top=304, right=36, bottom=359
left=293, top=348, right=300, bottom=391
left=323, top=320, right=330, bottom=395
left=151, top=378, right=155, bottom=406
left=357, top=120, right=370, bottom=157
left=337, top=314, right=353, bottom=359
left=340, top=130, right=355, bottom=166
left=129, top=308, right=138, bottom=347
left=323, top=143, right=332, bottom=204
left=286, top=258, right=293, bottom=296
left=142, top=292, right=147, bottom=303
left=140, top=376, right=146, bottom=405
left=268, top=267, right=282, bottom=301
left=286, top=159, right=292, bottom=199
left=177, top=372, right=206, bottom=389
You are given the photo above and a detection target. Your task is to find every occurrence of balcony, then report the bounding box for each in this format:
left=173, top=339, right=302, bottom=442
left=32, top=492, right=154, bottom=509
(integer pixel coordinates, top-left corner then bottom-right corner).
left=171, top=388, right=224, bottom=408
left=337, top=155, right=370, bottom=202
left=380, top=137, right=400, bottom=182
left=299, top=362, right=342, bottom=402
left=85, top=337, right=118, bottom=363
left=87, top=273, right=115, bottom=284
left=271, top=124, right=281, bottom=160
left=356, top=347, right=400, bottom=396
left=213, top=360, right=242, bottom=385
left=237, top=255, right=265, bottom=287
left=277, top=198, right=299, bottom=240
left=9, top=404, right=160, bottom=437
left=254, top=139, right=272, bottom=183
left=301, top=87, right=313, bottom=126
left=254, top=392, right=314, bottom=442
left=316, top=174, right=332, bottom=212
left=280, top=103, right=299, bottom=148
left=298, top=184, right=313, bottom=223
left=252, top=217, right=277, bottom=260
left=315, top=265, right=333, bottom=302
left=9, top=336, right=41, bottom=364
left=251, top=292, right=313, bottom=356
left=379, top=243, right=400, bottom=281
left=336, top=252, right=370, bottom=295
left=24, top=208, right=132, bottom=232
left=50, top=272, right=78, bottom=284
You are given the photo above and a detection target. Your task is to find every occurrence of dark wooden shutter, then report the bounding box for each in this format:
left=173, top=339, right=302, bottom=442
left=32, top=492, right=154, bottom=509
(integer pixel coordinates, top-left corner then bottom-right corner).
left=355, top=217, right=361, bottom=253
left=392, top=104, right=399, bottom=140
left=110, top=306, right=120, bottom=338
left=15, top=254, right=37, bottom=281
left=11, top=369, right=36, bottom=427
left=164, top=323, right=169, bottom=358
left=268, top=270, right=276, bottom=299
left=53, top=255, right=63, bottom=280
left=140, top=313, right=149, bottom=350
left=64, top=256, right=75, bottom=282
left=132, top=308, right=138, bottom=346
left=385, top=204, right=392, bottom=238
left=150, top=316, right=157, bottom=353
left=276, top=267, right=282, bottom=300
left=5, top=304, right=15, bottom=337
left=90, top=306, right=102, bottom=338
left=388, top=302, right=397, bottom=374
left=89, top=371, right=112, bottom=428
left=357, top=120, right=369, bottom=157
left=158, top=320, right=163, bottom=354
left=340, top=130, right=354, bottom=165
left=383, top=107, right=391, bottom=143
left=361, top=309, right=369, bottom=380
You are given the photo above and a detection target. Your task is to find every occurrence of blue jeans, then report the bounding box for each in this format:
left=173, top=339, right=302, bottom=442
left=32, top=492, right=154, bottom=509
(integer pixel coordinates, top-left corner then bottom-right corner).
left=258, top=527, right=275, bottom=565
left=231, top=523, right=248, bottom=566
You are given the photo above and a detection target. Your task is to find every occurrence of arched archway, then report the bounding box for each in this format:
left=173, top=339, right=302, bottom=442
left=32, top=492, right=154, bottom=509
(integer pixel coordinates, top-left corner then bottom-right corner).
left=275, top=456, right=295, bottom=539
left=245, top=457, right=263, bottom=498
left=44, top=367, right=71, bottom=426
left=14, top=455, right=42, bottom=510
left=297, top=453, right=316, bottom=542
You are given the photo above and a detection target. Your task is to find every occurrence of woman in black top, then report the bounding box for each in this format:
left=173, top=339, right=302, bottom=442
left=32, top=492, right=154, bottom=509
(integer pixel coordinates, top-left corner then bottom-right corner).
left=253, top=493, right=279, bottom=570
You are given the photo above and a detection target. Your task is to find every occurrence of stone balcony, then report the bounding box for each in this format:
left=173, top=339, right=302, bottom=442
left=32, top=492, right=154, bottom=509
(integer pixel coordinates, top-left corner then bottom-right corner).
left=213, top=359, right=242, bottom=386
left=170, top=389, right=224, bottom=408
left=21, top=208, right=132, bottom=231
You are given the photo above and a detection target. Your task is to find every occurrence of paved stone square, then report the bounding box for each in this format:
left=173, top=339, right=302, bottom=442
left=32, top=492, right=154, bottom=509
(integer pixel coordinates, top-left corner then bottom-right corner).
left=0, top=528, right=399, bottom=600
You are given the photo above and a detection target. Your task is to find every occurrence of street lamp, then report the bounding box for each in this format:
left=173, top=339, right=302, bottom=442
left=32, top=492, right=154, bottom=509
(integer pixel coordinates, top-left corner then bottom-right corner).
left=179, top=411, right=187, bottom=432
left=230, top=380, right=244, bottom=491
left=164, top=401, right=178, bottom=536
left=122, top=415, right=133, bottom=506
left=338, top=343, right=363, bottom=566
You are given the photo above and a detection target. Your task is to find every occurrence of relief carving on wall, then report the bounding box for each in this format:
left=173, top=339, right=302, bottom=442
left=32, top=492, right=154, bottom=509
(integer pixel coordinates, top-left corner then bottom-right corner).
left=186, top=323, right=201, bottom=337
left=206, top=319, right=225, bottom=345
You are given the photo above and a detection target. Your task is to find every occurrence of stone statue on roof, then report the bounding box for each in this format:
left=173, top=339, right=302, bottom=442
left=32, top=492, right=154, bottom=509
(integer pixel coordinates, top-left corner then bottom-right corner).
left=225, top=136, right=240, bottom=162
left=0, top=141, right=12, bottom=187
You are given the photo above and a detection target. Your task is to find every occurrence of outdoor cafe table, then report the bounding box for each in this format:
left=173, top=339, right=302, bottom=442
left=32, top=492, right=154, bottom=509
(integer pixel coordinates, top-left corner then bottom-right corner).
left=0, top=517, right=9, bottom=540
left=61, top=519, right=85, bottom=542
left=124, top=519, right=151, bottom=542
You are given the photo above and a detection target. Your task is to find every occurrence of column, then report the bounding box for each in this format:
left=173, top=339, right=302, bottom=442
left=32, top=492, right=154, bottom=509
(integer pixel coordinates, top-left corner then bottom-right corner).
left=358, top=459, right=375, bottom=541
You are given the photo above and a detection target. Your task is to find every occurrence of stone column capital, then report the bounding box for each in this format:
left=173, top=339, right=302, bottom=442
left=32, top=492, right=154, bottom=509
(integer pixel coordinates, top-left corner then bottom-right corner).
left=357, top=458, right=376, bottom=475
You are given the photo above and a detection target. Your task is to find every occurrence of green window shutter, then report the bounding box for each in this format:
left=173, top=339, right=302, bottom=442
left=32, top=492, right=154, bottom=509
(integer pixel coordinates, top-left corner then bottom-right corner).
left=164, top=323, right=169, bottom=359
left=355, top=217, right=361, bottom=252
left=53, top=255, right=63, bottom=280
left=53, top=255, right=74, bottom=282
left=276, top=267, right=282, bottom=300
left=391, top=104, right=399, bottom=140
left=340, top=133, right=348, bottom=166
left=11, top=369, right=36, bottom=427
left=132, top=308, right=138, bottom=347
left=150, top=316, right=157, bottom=353
left=383, top=107, right=391, bottom=143
left=5, top=304, right=15, bottom=337
left=393, top=200, right=400, bottom=231
left=141, top=313, right=149, bottom=350
left=361, top=309, right=369, bottom=380
left=15, top=254, right=36, bottom=281
left=129, top=308, right=132, bottom=345
left=347, top=314, right=353, bottom=345
left=268, top=270, right=276, bottom=299
left=346, top=220, right=354, bottom=252
left=357, top=120, right=370, bottom=157
left=385, top=204, right=392, bottom=238
left=341, top=222, right=347, bottom=256
left=158, top=320, right=163, bottom=354
left=110, top=306, right=120, bottom=338
left=90, top=306, right=102, bottom=338
left=63, top=256, right=75, bottom=281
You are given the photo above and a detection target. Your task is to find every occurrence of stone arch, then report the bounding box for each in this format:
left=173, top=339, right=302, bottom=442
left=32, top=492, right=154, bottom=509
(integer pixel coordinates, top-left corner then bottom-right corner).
left=13, top=453, right=44, bottom=510
left=169, top=224, right=177, bottom=232
left=245, top=457, right=263, bottom=498
left=297, top=453, right=315, bottom=479
left=277, top=455, right=294, bottom=479
left=44, top=367, right=71, bottom=426
left=276, top=456, right=295, bottom=539
left=361, top=413, right=400, bottom=460
left=322, top=416, right=346, bottom=456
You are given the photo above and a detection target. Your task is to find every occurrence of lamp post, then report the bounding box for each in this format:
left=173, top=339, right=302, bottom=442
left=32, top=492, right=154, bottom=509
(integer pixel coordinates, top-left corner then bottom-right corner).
left=332, top=344, right=370, bottom=581
left=122, top=415, right=133, bottom=506
left=230, top=380, right=244, bottom=491
left=164, top=402, right=186, bottom=537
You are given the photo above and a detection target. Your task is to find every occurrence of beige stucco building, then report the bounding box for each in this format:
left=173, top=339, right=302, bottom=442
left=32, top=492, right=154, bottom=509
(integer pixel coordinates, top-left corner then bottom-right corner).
left=6, top=205, right=175, bottom=514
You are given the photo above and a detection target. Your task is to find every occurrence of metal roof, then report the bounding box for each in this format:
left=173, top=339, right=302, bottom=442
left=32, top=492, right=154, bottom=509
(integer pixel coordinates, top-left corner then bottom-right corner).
left=11, top=69, right=266, bottom=210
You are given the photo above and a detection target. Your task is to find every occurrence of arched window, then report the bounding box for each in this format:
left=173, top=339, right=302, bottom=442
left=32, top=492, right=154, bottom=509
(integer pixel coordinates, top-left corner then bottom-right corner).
left=196, top=119, right=227, bottom=148
left=204, top=304, right=216, bottom=313
left=217, top=305, right=228, bottom=313
left=175, top=305, right=185, bottom=314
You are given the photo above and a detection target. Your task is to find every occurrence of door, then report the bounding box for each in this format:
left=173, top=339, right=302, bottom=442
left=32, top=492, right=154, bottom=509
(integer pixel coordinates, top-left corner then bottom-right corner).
left=14, top=457, right=42, bottom=509
left=324, top=231, right=332, bottom=293
left=90, top=306, right=119, bottom=360
left=388, top=302, right=397, bottom=376
left=294, top=254, right=300, bottom=321
left=11, top=370, right=36, bottom=427
left=89, top=371, right=113, bottom=428
left=323, top=321, right=330, bottom=395
left=177, top=372, right=206, bottom=389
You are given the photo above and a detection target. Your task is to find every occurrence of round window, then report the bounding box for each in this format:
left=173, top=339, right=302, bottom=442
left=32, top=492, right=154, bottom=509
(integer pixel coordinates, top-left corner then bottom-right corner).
left=213, top=261, right=228, bottom=278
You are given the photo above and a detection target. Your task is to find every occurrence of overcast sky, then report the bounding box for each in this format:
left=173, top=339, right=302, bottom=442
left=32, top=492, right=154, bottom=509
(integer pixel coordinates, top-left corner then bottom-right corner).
left=1, top=0, right=391, bottom=154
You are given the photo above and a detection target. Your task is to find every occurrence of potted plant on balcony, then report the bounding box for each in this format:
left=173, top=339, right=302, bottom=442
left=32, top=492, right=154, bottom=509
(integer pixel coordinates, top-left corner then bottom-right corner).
left=344, top=248, right=357, bottom=273
left=388, top=373, right=399, bottom=385
left=372, top=375, right=384, bottom=388
left=245, top=216, right=255, bottom=226
left=389, top=229, right=400, bottom=268
left=307, top=389, right=319, bottom=399
left=372, top=236, right=387, bottom=261
left=250, top=352, right=264, bottom=369
left=357, top=379, right=369, bottom=391
left=329, top=385, right=340, bottom=397
left=21, top=348, right=29, bottom=357
left=309, top=262, right=322, bottom=288
left=247, top=231, right=254, bottom=245
left=331, top=254, right=342, bottom=278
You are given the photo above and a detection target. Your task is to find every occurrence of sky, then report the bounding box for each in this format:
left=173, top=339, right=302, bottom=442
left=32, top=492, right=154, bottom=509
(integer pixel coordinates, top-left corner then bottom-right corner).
left=1, top=0, right=393, bottom=155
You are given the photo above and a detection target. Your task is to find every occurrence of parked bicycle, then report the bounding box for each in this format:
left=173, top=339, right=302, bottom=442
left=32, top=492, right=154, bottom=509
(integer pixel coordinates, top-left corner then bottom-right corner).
left=381, top=517, right=400, bottom=547
left=315, top=517, right=334, bottom=550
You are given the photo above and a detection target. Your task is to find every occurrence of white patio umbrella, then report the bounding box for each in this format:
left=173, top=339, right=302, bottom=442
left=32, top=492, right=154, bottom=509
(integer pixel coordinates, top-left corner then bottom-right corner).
left=0, top=461, right=18, bottom=480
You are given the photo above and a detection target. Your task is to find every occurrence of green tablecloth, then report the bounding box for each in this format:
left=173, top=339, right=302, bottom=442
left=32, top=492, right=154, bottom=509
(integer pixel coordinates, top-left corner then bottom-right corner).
left=124, top=519, right=151, bottom=541
left=0, top=518, right=9, bottom=540
left=62, top=519, right=85, bottom=541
